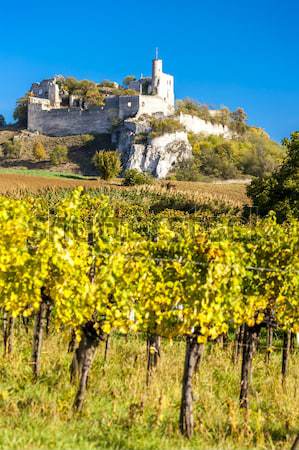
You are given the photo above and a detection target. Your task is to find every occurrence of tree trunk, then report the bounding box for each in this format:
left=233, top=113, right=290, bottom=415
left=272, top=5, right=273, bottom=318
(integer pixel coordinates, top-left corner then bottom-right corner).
left=104, top=334, right=110, bottom=364
left=22, top=316, right=30, bottom=334
left=194, top=342, right=204, bottom=373
left=45, top=303, right=52, bottom=336
left=3, top=310, right=8, bottom=355
left=232, top=324, right=245, bottom=364
left=291, top=434, right=299, bottom=450
left=290, top=332, right=296, bottom=354
left=215, top=334, right=224, bottom=346
left=32, top=300, right=47, bottom=378
left=265, top=324, right=273, bottom=364
left=73, top=321, right=104, bottom=412
left=146, top=334, right=161, bottom=386
left=240, top=324, right=260, bottom=409
left=3, top=313, right=15, bottom=356
left=179, top=335, right=204, bottom=438
left=68, top=330, right=77, bottom=353
left=7, top=317, right=15, bottom=354
left=282, top=331, right=291, bottom=384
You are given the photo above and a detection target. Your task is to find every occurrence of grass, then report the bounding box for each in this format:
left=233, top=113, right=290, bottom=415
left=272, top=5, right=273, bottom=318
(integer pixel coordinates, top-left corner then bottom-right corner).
left=0, top=329, right=298, bottom=450
left=0, top=168, right=92, bottom=180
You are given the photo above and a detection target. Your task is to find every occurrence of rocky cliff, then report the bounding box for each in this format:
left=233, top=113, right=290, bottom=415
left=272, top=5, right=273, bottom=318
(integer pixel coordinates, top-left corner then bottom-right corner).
left=116, top=118, right=192, bottom=178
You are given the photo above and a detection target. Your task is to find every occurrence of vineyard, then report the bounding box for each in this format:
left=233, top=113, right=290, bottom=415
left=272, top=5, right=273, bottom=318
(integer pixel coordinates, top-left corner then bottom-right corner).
left=0, top=186, right=298, bottom=450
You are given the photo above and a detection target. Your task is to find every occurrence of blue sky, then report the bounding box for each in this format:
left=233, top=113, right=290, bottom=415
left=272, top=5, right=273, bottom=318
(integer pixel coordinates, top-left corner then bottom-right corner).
left=0, top=0, right=298, bottom=141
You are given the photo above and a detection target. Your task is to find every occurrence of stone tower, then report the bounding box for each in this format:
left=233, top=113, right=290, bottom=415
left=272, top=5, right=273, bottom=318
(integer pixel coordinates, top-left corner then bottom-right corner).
left=151, top=57, right=174, bottom=111
left=152, top=58, right=163, bottom=95
left=48, top=80, right=61, bottom=107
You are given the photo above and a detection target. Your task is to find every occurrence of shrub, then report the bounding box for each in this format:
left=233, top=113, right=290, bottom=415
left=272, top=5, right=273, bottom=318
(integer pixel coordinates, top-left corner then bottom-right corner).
left=33, top=142, right=46, bottom=161
left=98, top=80, right=117, bottom=88
left=123, top=169, right=154, bottom=186
left=2, top=140, right=22, bottom=159
left=92, top=150, right=121, bottom=180
left=81, top=134, right=94, bottom=144
left=174, top=158, right=204, bottom=182
left=150, top=117, right=185, bottom=138
left=176, top=98, right=211, bottom=121
left=50, top=145, right=68, bottom=165
left=176, top=99, right=249, bottom=134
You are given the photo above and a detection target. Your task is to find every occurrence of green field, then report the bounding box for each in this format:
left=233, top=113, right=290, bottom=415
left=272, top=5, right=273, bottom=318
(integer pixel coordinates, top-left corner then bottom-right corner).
left=0, top=168, right=92, bottom=180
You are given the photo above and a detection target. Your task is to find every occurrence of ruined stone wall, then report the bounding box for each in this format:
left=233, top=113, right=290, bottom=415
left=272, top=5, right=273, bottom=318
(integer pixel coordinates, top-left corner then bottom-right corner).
left=28, top=103, right=114, bottom=136
left=138, top=95, right=171, bottom=117
left=178, top=113, right=232, bottom=138
left=27, top=93, right=174, bottom=137
left=118, top=96, right=140, bottom=120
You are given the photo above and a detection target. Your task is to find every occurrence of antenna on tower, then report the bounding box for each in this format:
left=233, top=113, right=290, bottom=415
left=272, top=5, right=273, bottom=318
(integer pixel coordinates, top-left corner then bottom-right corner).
left=155, top=47, right=159, bottom=60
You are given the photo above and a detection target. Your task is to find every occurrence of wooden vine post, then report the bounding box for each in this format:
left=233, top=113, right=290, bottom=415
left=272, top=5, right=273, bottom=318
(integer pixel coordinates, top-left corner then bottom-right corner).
left=265, top=323, right=273, bottom=364
left=179, top=335, right=204, bottom=438
left=32, top=288, right=50, bottom=378
left=3, top=313, right=15, bottom=356
left=146, top=334, right=161, bottom=386
left=232, top=324, right=245, bottom=364
left=282, top=331, right=291, bottom=385
left=72, top=321, right=104, bottom=411
left=239, top=324, right=261, bottom=410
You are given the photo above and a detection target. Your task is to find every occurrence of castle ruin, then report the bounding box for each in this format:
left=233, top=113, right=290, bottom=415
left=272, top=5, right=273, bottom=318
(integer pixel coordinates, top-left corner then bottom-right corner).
left=26, top=56, right=232, bottom=178
left=28, top=58, right=175, bottom=136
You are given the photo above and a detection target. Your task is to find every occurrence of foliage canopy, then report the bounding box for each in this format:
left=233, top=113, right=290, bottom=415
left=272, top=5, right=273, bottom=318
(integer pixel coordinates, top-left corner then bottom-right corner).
left=247, top=131, right=299, bottom=221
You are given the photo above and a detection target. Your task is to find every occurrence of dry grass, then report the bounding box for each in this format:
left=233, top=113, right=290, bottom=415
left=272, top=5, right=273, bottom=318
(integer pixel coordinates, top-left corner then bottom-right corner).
left=146, top=181, right=249, bottom=208
left=0, top=173, right=249, bottom=207
left=0, top=173, right=115, bottom=193
left=163, top=180, right=249, bottom=204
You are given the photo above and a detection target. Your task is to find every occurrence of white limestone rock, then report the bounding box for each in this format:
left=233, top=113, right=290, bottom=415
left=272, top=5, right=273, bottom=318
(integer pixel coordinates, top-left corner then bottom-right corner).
left=118, top=120, right=192, bottom=178
left=178, top=112, right=232, bottom=138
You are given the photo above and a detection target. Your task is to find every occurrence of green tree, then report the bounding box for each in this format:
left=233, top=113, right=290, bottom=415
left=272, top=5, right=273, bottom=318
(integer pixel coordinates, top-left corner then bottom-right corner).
left=0, top=114, right=6, bottom=128
left=247, top=131, right=299, bottom=220
left=217, top=107, right=230, bottom=127
left=123, top=75, right=136, bottom=87
left=174, top=158, right=203, bottom=182
left=199, top=141, right=239, bottom=179
left=13, top=94, right=30, bottom=127
left=230, top=108, right=248, bottom=135
left=50, top=145, right=68, bottom=165
left=92, top=151, right=121, bottom=180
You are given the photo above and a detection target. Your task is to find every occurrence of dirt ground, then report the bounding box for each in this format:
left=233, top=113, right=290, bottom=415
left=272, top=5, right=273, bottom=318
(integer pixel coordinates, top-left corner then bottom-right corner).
left=0, top=173, right=108, bottom=193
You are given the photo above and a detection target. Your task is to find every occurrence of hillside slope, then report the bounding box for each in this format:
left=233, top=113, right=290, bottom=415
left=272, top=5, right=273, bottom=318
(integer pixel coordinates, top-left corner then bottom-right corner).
left=0, top=130, right=113, bottom=175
